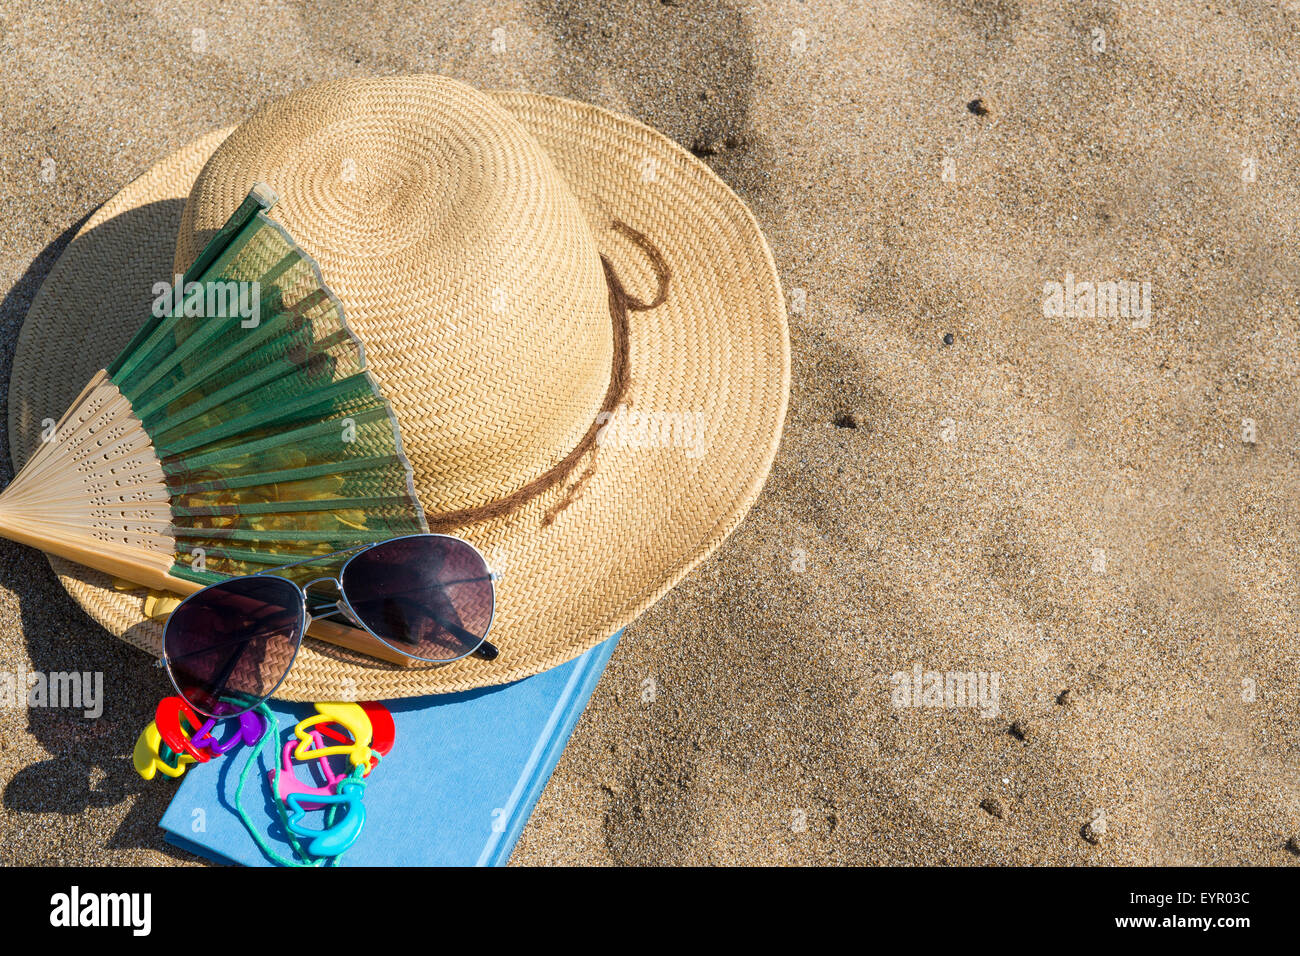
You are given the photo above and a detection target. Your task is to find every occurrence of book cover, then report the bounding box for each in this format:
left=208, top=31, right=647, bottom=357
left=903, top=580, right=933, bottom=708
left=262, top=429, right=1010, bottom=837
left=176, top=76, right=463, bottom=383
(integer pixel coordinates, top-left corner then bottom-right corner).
left=158, top=632, right=620, bottom=866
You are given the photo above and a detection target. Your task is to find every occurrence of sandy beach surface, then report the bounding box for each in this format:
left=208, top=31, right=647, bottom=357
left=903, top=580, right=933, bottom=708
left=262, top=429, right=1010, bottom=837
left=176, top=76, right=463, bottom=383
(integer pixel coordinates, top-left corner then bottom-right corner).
left=2, top=0, right=1298, bottom=865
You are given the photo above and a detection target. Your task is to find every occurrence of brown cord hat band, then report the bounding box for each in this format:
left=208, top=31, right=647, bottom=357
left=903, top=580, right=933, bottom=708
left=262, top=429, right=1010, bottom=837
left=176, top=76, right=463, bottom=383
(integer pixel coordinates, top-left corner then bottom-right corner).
left=425, top=220, right=670, bottom=533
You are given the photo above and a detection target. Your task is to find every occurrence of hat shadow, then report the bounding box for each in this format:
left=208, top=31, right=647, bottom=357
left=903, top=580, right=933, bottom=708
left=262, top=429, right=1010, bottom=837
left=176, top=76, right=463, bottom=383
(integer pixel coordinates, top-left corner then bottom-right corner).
left=0, top=200, right=197, bottom=860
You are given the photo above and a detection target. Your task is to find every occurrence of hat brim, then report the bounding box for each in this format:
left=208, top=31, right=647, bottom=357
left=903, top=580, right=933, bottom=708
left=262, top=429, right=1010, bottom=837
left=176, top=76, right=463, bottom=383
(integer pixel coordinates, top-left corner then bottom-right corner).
left=7, top=90, right=790, bottom=699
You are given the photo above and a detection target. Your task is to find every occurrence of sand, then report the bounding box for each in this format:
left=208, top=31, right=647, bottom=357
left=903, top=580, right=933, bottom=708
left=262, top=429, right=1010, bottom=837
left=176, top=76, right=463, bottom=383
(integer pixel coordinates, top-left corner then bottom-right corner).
left=2, top=0, right=1299, bottom=865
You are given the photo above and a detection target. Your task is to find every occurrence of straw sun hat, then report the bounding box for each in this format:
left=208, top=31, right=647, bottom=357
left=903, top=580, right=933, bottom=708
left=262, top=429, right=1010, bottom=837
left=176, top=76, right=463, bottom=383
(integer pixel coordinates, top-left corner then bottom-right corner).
left=9, top=74, right=789, bottom=700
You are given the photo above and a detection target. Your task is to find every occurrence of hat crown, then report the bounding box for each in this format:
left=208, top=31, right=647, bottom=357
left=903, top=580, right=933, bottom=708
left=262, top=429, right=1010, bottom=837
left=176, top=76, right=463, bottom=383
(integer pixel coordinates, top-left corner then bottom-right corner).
left=174, top=75, right=613, bottom=519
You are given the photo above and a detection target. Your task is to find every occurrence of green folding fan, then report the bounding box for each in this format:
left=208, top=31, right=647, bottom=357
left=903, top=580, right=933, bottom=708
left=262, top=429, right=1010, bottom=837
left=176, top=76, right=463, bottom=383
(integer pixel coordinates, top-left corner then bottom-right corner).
left=0, top=184, right=428, bottom=660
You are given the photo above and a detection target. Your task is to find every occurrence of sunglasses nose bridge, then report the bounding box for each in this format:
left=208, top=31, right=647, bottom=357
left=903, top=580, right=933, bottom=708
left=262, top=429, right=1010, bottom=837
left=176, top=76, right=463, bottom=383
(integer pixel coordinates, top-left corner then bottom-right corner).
left=301, top=575, right=342, bottom=592
left=302, top=576, right=346, bottom=621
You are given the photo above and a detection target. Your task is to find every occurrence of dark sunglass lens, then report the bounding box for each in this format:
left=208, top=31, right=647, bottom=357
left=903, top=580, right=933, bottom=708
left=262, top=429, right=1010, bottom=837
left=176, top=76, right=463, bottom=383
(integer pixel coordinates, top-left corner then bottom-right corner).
left=341, top=536, right=494, bottom=662
left=164, top=576, right=303, bottom=717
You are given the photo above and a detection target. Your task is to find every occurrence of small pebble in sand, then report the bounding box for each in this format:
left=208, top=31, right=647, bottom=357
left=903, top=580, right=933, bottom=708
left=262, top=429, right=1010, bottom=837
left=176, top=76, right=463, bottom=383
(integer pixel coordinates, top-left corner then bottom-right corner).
left=1082, top=809, right=1107, bottom=844
left=691, top=137, right=724, bottom=157
left=1009, top=719, right=1030, bottom=741
left=690, top=132, right=746, bottom=157
left=943, top=332, right=955, bottom=346
left=980, top=796, right=1004, bottom=819
left=967, top=98, right=989, bottom=116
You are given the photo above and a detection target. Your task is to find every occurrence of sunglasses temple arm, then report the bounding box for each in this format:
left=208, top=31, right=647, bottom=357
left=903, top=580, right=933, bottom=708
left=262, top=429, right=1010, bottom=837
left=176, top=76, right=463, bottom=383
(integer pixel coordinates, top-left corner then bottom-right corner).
left=422, top=604, right=498, bottom=661
left=390, top=609, right=498, bottom=661
left=167, top=634, right=277, bottom=662
left=309, top=601, right=499, bottom=661
left=206, top=639, right=248, bottom=704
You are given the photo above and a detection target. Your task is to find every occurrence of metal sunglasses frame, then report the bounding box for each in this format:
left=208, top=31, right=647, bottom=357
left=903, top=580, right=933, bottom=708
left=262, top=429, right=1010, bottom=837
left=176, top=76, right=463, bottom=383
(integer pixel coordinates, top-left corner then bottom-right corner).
left=162, top=533, right=498, bottom=718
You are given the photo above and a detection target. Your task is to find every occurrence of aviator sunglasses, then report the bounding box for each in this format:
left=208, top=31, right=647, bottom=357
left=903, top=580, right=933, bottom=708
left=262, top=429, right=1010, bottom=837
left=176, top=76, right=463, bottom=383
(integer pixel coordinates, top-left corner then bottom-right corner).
left=162, top=534, right=497, bottom=717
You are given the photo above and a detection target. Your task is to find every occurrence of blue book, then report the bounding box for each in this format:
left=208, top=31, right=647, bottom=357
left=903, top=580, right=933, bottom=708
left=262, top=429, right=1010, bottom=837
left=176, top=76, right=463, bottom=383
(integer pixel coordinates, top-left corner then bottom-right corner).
left=159, top=633, right=619, bottom=866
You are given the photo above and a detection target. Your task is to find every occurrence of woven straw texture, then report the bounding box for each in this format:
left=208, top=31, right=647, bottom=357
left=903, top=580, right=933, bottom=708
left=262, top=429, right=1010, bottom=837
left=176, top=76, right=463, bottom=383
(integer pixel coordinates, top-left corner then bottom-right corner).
left=8, top=76, right=789, bottom=699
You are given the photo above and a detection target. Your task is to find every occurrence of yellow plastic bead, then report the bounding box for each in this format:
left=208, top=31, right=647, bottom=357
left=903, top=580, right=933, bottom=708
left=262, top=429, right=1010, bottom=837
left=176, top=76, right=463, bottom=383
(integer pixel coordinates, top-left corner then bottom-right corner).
left=293, top=702, right=373, bottom=769
left=132, top=722, right=196, bottom=781
left=143, top=592, right=182, bottom=621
